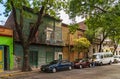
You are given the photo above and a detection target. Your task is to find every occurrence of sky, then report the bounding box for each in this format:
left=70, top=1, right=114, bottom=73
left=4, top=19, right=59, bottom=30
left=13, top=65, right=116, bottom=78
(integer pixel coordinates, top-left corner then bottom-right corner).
left=60, top=10, right=85, bottom=24
left=0, top=4, right=85, bottom=25
left=0, top=4, right=7, bottom=25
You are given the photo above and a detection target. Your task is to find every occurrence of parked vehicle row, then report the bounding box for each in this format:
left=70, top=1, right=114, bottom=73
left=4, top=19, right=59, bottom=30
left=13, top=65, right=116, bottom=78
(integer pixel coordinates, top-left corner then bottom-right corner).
left=40, top=59, right=93, bottom=73
left=92, top=52, right=120, bottom=65
left=92, top=52, right=114, bottom=66
left=40, top=52, right=119, bottom=73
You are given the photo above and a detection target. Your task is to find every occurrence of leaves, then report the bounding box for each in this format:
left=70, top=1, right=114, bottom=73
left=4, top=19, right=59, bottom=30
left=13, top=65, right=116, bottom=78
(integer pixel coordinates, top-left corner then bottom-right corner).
left=1, top=0, right=68, bottom=18
left=74, top=37, right=91, bottom=52
left=68, top=23, right=79, bottom=34
left=68, top=0, right=117, bottom=18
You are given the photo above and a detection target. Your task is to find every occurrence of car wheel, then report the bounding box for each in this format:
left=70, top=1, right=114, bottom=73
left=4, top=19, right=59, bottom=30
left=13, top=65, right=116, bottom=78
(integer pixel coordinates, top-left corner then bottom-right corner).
left=114, top=59, right=118, bottom=63
left=52, top=68, right=56, bottom=73
left=69, top=66, right=72, bottom=70
left=79, top=65, right=82, bottom=69
left=100, top=62, right=103, bottom=66
left=89, top=64, right=92, bottom=68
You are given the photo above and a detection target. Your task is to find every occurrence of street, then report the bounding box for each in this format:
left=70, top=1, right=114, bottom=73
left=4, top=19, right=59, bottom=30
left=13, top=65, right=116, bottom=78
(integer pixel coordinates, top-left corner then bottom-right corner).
left=6, top=63, right=120, bottom=79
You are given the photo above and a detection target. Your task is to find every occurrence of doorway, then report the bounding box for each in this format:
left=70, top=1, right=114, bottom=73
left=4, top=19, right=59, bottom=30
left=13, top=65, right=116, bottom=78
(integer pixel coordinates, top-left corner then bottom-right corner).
left=0, top=45, right=9, bottom=71
left=29, top=51, right=38, bottom=68
left=4, top=46, right=9, bottom=70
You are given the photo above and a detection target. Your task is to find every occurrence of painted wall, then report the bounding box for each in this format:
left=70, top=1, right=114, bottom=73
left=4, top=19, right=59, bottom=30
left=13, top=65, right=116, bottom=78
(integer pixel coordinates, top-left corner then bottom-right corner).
left=0, top=36, right=13, bottom=70
left=14, top=43, right=62, bottom=68
left=62, top=24, right=85, bottom=61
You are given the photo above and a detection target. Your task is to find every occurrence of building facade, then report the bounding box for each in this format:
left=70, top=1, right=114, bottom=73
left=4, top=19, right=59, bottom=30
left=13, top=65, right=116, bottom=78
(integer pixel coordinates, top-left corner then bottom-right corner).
left=5, top=7, right=63, bottom=69
left=0, top=26, right=13, bottom=72
left=62, top=22, right=86, bottom=61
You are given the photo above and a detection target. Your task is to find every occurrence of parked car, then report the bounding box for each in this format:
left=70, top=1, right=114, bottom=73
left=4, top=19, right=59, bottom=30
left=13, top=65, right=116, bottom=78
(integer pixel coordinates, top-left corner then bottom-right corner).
left=74, top=59, right=93, bottom=69
left=92, top=52, right=114, bottom=66
left=40, top=60, right=73, bottom=73
left=113, top=55, right=120, bottom=63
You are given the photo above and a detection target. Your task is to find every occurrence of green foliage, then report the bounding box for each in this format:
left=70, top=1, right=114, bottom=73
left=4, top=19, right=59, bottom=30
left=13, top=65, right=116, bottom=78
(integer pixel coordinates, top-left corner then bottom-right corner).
left=68, top=0, right=120, bottom=52
left=68, top=0, right=116, bottom=18
left=74, top=37, right=91, bottom=53
left=85, top=10, right=120, bottom=45
left=1, top=0, right=68, bottom=18
left=68, top=23, right=79, bottom=34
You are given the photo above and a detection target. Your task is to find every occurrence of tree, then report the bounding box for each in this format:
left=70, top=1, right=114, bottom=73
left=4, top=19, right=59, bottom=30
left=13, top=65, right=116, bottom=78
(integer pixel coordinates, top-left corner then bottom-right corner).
left=85, top=12, right=120, bottom=52
left=68, top=0, right=117, bottom=18
left=0, top=0, right=67, bottom=71
left=109, top=26, right=120, bottom=54
left=68, top=0, right=120, bottom=52
left=74, top=37, right=90, bottom=59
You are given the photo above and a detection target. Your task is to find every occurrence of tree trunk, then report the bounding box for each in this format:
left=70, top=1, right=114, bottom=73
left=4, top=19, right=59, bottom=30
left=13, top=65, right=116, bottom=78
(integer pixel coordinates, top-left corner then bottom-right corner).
left=99, top=37, right=106, bottom=52
left=99, top=43, right=102, bottom=52
left=113, top=45, right=118, bottom=55
left=22, top=45, right=32, bottom=72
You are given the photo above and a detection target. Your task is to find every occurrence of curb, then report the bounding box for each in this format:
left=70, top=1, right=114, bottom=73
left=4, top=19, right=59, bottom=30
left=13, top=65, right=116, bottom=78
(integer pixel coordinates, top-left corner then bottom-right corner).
left=0, top=70, right=38, bottom=78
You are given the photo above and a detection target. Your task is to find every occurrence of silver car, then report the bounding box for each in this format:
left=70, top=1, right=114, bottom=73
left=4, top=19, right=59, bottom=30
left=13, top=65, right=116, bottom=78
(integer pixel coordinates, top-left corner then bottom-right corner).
left=114, top=55, right=120, bottom=63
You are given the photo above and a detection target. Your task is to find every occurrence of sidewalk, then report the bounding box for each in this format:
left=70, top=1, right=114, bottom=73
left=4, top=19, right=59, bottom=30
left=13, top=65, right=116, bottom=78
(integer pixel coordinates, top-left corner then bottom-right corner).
left=0, top=69, right=39, bottom=78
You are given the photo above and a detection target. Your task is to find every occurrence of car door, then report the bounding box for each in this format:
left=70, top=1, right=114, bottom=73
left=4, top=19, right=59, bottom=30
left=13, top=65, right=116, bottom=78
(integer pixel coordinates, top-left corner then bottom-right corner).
left=81, top=60, right=86, bottom=67
left=58, top=60, right=67, bottom=70
left=55, top=61, right=63, bottom=70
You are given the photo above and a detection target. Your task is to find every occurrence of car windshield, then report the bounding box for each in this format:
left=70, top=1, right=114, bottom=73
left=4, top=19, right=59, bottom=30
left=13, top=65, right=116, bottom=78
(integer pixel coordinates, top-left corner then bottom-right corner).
left=93, top=55, right=100, bottom=59
left=49, top=60, right=58, bottom=65
left=114, top=56, right=119, bottom=58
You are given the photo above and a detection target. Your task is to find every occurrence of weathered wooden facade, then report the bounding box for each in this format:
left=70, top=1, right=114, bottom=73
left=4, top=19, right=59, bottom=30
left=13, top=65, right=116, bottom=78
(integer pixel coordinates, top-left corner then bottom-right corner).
left=62, top=22, right=86, bottom=61
left=5, top=7, right=63, bottom=69
left=0, top=26, right=13, bottom=72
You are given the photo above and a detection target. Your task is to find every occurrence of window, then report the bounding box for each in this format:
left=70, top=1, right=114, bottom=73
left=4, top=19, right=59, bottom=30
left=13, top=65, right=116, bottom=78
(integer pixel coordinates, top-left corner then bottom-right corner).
left=46, top=27, right=53, bottom=40
left=55, top=27, right=62, bottom=41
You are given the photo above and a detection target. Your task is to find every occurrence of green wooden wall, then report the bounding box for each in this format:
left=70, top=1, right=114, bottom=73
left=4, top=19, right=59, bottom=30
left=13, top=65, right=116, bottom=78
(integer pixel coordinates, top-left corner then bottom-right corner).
left=15, top=44, right=62, bottom=67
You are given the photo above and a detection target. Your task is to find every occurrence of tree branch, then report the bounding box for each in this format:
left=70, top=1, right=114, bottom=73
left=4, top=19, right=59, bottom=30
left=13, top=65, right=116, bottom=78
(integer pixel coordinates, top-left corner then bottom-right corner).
left=20, top=9, right=23, bottom=30
left=28, top=6, right=45, bottom=44
left=10, top=0, right=24, bottom=45
left=93, top=5, right=107, bottom=13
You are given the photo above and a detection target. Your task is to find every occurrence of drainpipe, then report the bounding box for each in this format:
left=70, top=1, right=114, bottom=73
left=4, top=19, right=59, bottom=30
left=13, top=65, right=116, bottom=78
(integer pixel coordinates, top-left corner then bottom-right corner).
left=68, top=32, right=70, bottom=61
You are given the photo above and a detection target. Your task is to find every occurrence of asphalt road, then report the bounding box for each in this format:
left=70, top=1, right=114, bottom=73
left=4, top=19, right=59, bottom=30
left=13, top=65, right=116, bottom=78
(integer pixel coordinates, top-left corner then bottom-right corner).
left=6, top=63, right=120, bottom=79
